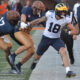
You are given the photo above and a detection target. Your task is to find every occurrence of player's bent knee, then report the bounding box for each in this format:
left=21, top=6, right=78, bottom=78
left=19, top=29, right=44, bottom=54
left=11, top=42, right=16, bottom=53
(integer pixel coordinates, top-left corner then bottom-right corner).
left=59, top=47, right=66, bottom=55
left=24, top=41, right=34, bottom=50
left=27, top=47, right=35, bottom=54
left=25, top=43, right=32, bottom=48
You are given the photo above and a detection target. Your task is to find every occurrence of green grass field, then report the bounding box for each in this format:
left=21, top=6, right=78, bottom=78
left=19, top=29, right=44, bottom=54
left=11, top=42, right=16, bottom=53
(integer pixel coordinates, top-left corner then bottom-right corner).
left=0, top=30, right=35, bottom=80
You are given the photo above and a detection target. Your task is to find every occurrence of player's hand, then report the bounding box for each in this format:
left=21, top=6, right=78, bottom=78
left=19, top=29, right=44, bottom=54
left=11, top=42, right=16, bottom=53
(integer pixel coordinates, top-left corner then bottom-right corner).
left=73, top=35, right=77, bottom=40
left=20, top=22, right=30, bottom=29
left=64, top=29, right=71, bottom=36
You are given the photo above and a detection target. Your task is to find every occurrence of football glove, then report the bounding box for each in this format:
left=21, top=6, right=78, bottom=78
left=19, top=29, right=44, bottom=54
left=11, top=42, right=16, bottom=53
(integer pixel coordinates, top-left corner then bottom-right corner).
left=20, top=22, right=30, bottom=29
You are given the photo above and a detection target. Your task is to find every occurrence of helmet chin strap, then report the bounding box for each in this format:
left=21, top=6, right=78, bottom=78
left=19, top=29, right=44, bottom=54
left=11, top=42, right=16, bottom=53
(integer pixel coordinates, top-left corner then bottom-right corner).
left=61, top=15, right=65, bottom=18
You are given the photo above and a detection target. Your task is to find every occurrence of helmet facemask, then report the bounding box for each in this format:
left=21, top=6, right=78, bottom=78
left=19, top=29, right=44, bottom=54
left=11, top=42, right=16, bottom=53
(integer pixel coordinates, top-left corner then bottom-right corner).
left=56, top=10, right=68, bottom=18
left=33, top=7, right=42, bottom=17
left=32, top=1, right=45, bottom=17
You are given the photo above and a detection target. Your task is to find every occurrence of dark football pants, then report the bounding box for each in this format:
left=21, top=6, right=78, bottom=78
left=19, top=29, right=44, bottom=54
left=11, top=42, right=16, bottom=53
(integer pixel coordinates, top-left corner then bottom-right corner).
left=36, top=35, right=65, bottom=56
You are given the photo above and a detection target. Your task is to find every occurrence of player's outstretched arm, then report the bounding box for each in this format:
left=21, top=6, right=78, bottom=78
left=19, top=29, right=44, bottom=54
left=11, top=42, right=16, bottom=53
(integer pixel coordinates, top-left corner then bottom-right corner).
left=20, top=16, right=47, bottom=30
left=30, top=16, right=47, bottom=26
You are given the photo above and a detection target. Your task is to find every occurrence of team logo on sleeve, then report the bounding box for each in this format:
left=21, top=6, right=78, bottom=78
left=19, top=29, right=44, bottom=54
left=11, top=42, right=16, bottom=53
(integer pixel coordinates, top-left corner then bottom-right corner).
left=28, top=15, right=31, bottom=18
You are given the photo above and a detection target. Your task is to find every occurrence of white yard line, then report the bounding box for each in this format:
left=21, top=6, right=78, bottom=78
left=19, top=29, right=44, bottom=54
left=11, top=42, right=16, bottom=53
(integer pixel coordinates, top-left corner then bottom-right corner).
left=0, top=30, right=43, bottom=80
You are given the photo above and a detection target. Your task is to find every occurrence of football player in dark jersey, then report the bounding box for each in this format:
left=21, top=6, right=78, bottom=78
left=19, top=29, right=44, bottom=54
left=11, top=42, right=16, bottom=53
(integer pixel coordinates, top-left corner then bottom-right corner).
left=0, top=10, right=20, bottom=73
left=61, top=12, right=79, bottom=65
left=8, top=1, right=45, bottom=74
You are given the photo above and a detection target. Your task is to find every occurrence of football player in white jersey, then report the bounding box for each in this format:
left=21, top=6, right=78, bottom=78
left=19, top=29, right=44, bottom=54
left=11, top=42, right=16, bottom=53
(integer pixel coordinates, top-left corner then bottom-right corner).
left=21, top=3, right=78, bottom=77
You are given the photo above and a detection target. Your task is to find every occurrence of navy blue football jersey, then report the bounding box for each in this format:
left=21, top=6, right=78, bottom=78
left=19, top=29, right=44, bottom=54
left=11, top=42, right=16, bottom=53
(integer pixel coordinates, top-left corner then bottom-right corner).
left=15, top=6, right=45, bottom=32
left=0, top=12, right=15, bottom=36
left=21, top=6, right=40, bottom=21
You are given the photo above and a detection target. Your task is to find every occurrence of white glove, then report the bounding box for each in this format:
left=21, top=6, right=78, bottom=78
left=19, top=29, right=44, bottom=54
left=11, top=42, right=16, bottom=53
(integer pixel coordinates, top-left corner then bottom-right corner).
left=68, top=31, right=71, bottom=35
left=20, top=22, right=30, bottom=29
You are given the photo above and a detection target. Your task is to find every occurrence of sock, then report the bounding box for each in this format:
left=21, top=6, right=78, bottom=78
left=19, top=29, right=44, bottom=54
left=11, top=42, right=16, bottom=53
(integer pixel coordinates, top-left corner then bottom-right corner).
left=66, top=67, right=70, bottom=73
left=17, top=62, right=22, bottom=69
left=12, top=66, right=15, bottom=69
left=12, top=53, right=16, bottom=57
left=33, top=59, right=39, bottom=63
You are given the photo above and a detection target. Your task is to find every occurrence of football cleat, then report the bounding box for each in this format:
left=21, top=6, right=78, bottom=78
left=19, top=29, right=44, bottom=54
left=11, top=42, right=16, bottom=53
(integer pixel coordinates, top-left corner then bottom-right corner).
left=66, top=71, right=76, bottom=78
left=8, top=54, right=15, bottom=65
left=14, top=64, right=21, bottom=74
left=31, top=62, right=37, bottom=70
left=70, top=58, right=75, bottom=65
left=31, top=60, right=39, bottom=70
left=10, top=69, right=17, bottom=74
left=10, top=67, right=18, bottom=74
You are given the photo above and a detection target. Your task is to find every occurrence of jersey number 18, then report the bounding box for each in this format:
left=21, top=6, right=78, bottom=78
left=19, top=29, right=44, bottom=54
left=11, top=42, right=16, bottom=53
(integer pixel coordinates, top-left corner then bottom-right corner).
left=48, top=22, right=61, bottom=33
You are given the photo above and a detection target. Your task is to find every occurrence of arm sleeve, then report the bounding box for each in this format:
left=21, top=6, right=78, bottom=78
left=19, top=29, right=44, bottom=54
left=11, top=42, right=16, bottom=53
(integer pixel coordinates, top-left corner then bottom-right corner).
left=21, top=7, right=27, bottom=15
left=45, top=11, right=51, bottom=18
left=21, top=7, right=29, bottom=16
left=66, top=16, right=72, bottom=24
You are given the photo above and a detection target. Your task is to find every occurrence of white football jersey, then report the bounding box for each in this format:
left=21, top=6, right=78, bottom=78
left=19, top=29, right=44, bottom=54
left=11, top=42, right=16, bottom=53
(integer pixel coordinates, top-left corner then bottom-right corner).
left=73, top=3, right=80, bottom=19
left=43, top=10, right=71, bottom=38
